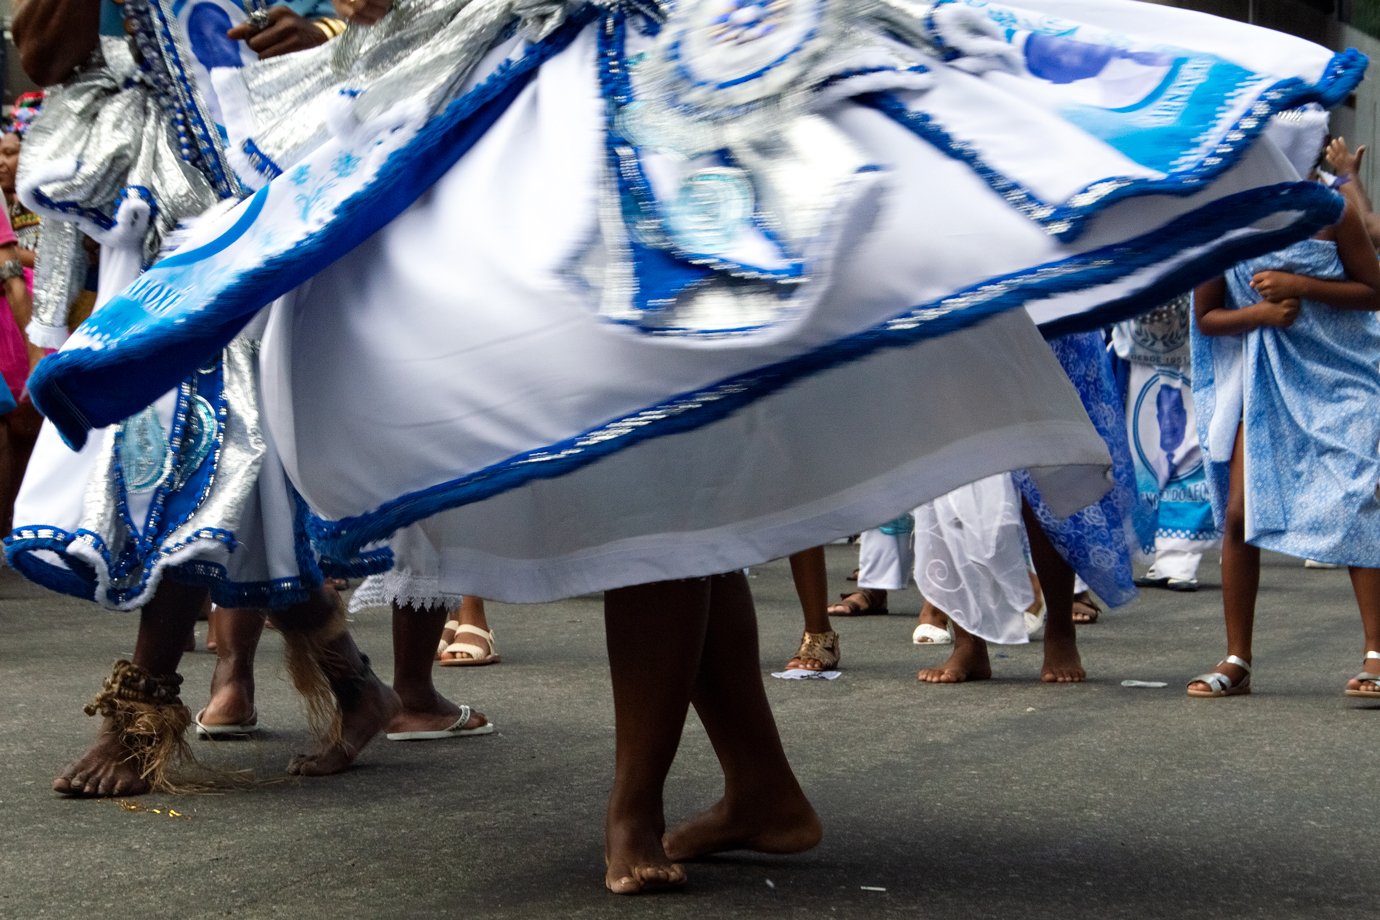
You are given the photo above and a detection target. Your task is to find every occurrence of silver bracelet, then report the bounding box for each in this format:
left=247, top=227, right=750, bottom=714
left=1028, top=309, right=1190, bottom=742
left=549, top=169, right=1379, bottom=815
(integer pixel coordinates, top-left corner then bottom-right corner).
left=0, top=259, right=24, bottom=281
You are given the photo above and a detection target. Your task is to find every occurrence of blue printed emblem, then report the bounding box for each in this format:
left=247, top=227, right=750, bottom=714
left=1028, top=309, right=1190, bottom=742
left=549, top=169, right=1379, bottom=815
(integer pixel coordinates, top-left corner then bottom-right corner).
left=120, top=407, right=172, bottom=494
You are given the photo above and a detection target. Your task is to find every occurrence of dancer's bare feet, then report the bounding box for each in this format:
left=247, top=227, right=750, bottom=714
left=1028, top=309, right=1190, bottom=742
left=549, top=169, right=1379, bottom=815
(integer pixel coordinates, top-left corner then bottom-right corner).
left=917, top=626, right=991, bottom=683
left=662, top=792, right=822, bottom=862
left=53, top=718, right=151, bottom=797
left=1041, top=629, right=1086, bottom=683
left=288, top=670, right=401, bottom=776
left=385, top=690, right=488, bottom=736
left=605, top=812, right=686, bottom=894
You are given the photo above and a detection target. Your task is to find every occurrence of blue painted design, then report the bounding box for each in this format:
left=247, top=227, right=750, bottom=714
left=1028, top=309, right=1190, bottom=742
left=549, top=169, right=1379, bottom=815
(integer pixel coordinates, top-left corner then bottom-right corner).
left=119, top=407, right=172, bottom=493
left=664, top=167, right=755, bottom=254
left=869, top=45, right=1367, bottom=244
left=172, top=394, right=218, bottom=489
left=185, top=3, right=242, bottom=70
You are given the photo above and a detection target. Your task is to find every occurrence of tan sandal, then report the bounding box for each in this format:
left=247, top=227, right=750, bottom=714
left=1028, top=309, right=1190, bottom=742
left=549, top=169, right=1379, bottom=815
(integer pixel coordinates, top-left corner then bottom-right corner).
left=786, top=630, right=840, bottom=671
left=439, top=624, right=501, bottom=667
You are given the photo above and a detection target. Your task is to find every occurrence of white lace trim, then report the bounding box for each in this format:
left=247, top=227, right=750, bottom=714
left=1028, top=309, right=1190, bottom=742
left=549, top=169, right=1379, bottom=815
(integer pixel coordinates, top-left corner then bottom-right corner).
left=347, top=572, right=462, bottom=613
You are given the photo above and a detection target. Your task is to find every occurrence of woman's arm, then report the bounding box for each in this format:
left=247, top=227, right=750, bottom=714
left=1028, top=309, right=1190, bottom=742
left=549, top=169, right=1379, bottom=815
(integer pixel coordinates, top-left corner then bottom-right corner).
left=1250, top=203, right=1380, bottom=311
left=1194, top=275, right=1299, bottom=336
left=12, top=0, right=103, bottom=87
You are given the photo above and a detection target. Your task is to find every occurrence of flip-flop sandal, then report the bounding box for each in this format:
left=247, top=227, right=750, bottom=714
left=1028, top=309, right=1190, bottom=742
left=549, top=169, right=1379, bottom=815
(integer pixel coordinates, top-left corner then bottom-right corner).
left=386, top=704, right=496, bottom=741
left=827, top=589, right=888, bottom=617
left=439, top=624, right=502, bottom=667
left=194, top=708, right=260, bottom=739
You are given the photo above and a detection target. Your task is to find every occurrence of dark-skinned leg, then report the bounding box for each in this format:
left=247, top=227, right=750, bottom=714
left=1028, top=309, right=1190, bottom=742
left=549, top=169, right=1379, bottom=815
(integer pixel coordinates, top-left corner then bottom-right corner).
left=271, top=587, right=401, bottom=776
left=1023, top=500, right=1083, bottom=683
left=1189, top=425, right=1254, bottom=692
left=198, top=608, right=265, bottom=729
left=917, top=617, right=992, bottom=683
left=785, top=546, right=839, bottom=670
left=1345, top=567, right=1380, bottom=694
left=387, top=602, right=488, bottom=734
left=664, top=571, right=822, bottom=861
left=54, top=579, right=208, bottom=797
left=603, top=579, right=710, bottom=894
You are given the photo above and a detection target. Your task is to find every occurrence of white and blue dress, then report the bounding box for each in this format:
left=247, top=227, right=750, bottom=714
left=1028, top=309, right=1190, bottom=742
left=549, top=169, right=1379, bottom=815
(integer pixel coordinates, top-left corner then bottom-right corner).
left=14, top=0, right=1369, bottom=604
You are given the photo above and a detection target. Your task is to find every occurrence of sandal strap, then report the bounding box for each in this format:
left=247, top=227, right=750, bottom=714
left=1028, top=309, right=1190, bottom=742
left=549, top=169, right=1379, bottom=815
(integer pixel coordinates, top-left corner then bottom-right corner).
left=1222, top=655, right=1251, bottom=673
left=1350, top=672, right=1380, bottom=685
left=1188, top=671, right=1234, bottom=692
left=1366, top=651, right=1380, bottom=661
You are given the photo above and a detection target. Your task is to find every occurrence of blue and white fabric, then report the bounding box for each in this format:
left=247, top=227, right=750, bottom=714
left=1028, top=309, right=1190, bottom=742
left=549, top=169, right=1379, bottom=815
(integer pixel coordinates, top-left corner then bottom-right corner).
left=16, top=0, right=1371, bottom=603
left=1192, top=238, right=1380, bottom=567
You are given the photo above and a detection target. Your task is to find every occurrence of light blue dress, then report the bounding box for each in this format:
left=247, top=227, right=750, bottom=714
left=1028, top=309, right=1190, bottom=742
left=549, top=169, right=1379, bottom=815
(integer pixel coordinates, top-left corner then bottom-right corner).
left=1192, top=239, right=1380, bottom=567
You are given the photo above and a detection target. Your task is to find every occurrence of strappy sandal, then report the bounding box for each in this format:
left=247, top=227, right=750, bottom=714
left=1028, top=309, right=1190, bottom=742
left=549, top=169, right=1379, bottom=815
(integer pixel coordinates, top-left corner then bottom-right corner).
left=786, top=630, right=840, bottom=671
left=436, top=619, right=462, bottom=660
left=1186, top=654, right=1251, bottom=697
left=827, top=588, right=888, bottom=617
left=1343, top=650, right=1380, bottom=698
left=439, top=624, right=501, bottom=667
left=1071, top=591, right=1101, bottom=624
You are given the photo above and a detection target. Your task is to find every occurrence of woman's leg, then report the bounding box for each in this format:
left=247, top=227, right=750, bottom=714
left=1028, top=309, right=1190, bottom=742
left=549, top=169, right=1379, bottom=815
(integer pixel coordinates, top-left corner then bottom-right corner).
left=388, top=602, right=488, bottom=734
left=1190, top=424, right=1255, bottom=692
left=199, top=608, right=266, bottom=728
left=785, top=546, right=840, bottom=670
left=665, top=571, right=822, bottom=860
left=603, top=579, right=710, bottom=894
left=1023, top=500, right=1083, bottom=683
left=1345, top=566, right=1380, bottom=693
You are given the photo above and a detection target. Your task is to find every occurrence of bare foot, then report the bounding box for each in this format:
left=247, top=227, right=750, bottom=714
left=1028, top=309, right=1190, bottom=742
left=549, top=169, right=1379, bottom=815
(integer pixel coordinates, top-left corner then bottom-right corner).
left=288, top=670, right=401, bottom=776
left=1041, top=630, right=1086, bottom=683
left=605, top=814, right=686, bottom=894
left=917, top=641, right=992, bottom=683
left=662, top=793, right=822, bottom=862
left=386, top=691, right=488, bottom=736
left=198, top=657, right=256, bottom=730
left=53, top=718, right=151, bottom=797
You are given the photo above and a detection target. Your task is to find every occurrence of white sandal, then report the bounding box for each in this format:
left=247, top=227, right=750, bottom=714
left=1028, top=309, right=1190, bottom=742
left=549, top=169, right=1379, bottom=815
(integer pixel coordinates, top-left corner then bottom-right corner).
left=1186, top=654, right=1251, bottom=697
left=439, top=624, right=501, bottom=667
left=1343, top=650, right=1380, bottom=698
left=912, top=623, right=953, bottom=645
left=436, top=619, right=462, bottom=660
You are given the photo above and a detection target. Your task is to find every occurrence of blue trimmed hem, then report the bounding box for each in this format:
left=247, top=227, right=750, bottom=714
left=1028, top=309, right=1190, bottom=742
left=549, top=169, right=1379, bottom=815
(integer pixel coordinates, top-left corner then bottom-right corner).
left=868, top=47, right=1367, bottom=243
left=305, top=180, right=1341, bottom=566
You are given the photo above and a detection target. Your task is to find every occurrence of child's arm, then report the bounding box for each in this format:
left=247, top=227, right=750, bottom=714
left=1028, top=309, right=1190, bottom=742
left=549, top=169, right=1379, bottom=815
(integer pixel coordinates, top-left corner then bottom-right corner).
left=1250, top=201, right=1380, bottom=311
left=1326, top=137, right=1380, bottom=246
left=1193, top=275, right=1299, bottom=336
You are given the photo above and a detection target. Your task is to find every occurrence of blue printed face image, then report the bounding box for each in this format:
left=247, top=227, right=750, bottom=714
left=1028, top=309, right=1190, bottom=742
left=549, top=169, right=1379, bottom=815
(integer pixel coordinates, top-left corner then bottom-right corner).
left=1156, top=383, right=1188, bottom=458
left=1023, top=33, right=1172, bottom=85
left=187, top=3, right=243, bottom=71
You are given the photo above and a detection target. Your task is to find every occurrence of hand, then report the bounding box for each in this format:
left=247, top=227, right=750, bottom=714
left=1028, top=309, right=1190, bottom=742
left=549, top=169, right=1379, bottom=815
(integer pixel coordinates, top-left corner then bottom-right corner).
left=333, top=0, right=393, bottom=25
left=1326, top=136, right=1367, bottom=178
left=1258, top=298, right=1300, bottom=329
left=1251, top=270, right=1306, bottom=303
left=226, top=7, right=327, bottom=59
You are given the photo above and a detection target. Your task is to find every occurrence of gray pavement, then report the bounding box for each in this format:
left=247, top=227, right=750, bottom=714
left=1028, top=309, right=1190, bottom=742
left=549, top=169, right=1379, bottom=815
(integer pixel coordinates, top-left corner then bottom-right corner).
left=2, top=546, right=1377, bottom=919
